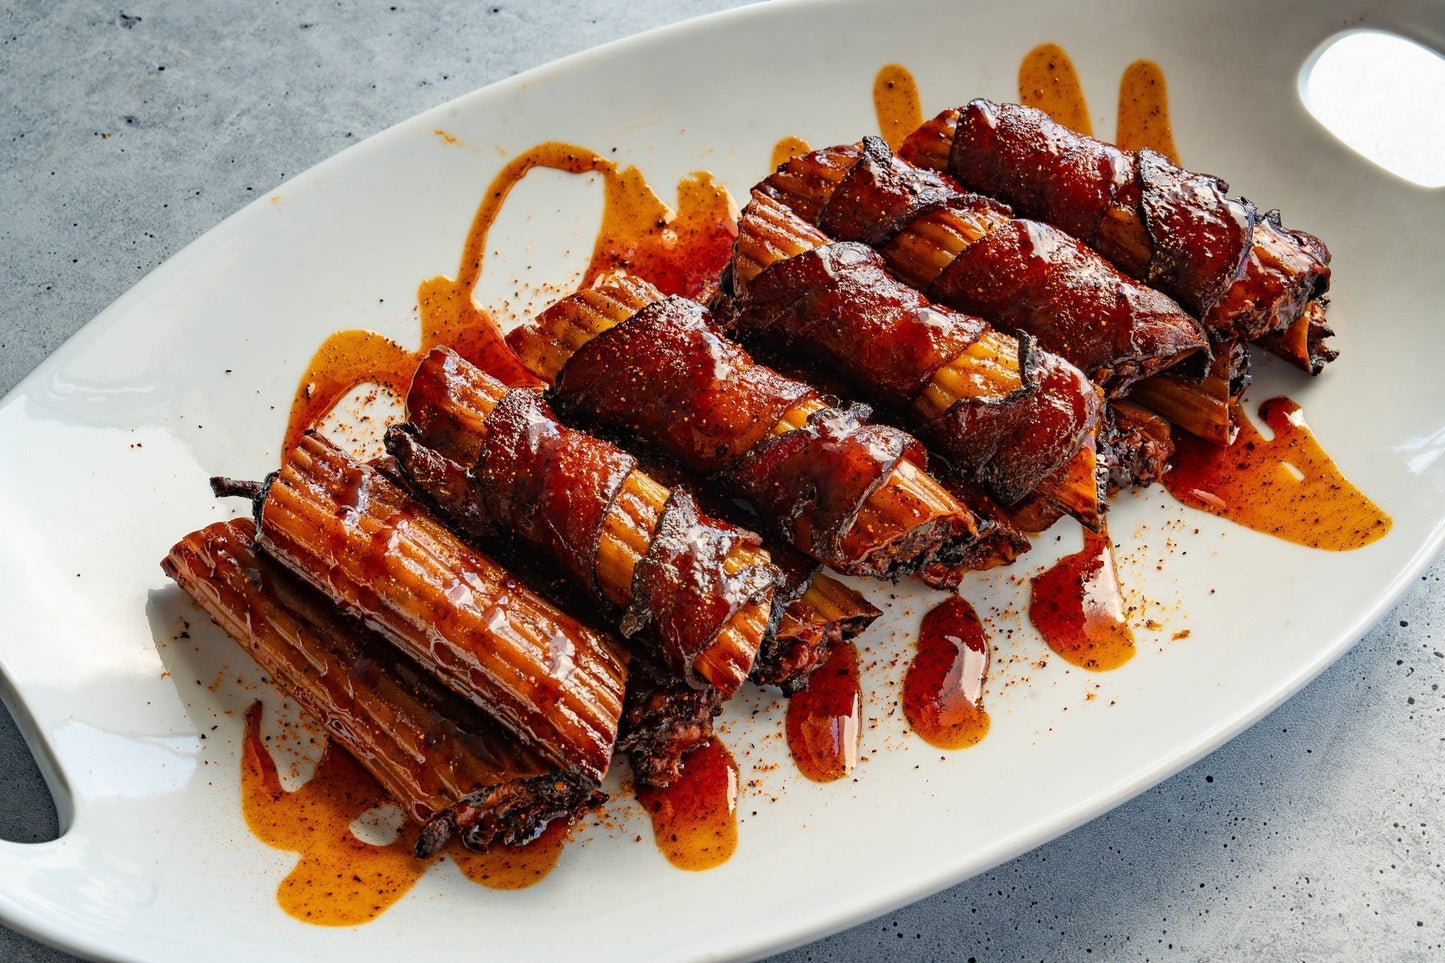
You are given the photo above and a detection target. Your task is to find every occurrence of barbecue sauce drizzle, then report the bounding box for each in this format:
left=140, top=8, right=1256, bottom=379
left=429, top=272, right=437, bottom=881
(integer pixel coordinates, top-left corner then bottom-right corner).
left=240, top=702, right=428, bottom=926
left=282, top=142, right=736, bottom=454
left=240, top=702, right=569, bottom=926
left=1164, top=398, right=1391, bottom=550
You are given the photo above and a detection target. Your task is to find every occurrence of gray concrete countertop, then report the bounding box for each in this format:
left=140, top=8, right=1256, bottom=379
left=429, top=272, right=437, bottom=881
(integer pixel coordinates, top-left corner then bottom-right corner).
left=2, top=2, right=1441, bottom=960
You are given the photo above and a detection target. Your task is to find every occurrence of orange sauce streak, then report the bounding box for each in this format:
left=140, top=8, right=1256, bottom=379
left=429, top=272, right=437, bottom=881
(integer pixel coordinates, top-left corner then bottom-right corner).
left=1018, top=43, right=1093, bottom=136
left=448, top=819, right=571, bottom=890
left=634, top=737, right=739, bottom=871
left=241, top=701, right=568, bottom=925
left=282, top=330, right=415, bottom=455
left=903, top=596, right=991, bottom=749
left=1164, top=397, right=1392, bottom=550
left=284, top=142, right=737, bottom=452
left=1116, top=59, right=1180, bottom=164
left=586, top=166, right=737, bottom=301
left=1029, top=525, right=1135, bottom=671
left=771, top=135, right=812, bottom=172
left=873, top=64, right=924, bottom=151
left=240, top=702, right=429, bottom=926
left=784, top=641, right=862, bottom=781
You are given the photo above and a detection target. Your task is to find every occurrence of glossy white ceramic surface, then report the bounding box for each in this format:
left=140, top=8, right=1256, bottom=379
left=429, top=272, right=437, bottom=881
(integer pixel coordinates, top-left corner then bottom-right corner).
left=1, top=0, right=1442, bottom=960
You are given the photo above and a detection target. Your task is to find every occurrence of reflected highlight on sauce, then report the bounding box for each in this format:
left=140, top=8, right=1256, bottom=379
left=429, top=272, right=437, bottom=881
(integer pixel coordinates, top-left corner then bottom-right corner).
left=785, top=641, right=862, bottom=781
left=1164, top=397, right=1392, bottom=550
left=635, top=737, right=739, bottom=871
left=1029, top=525, right=1135, bottom=671
left=903, top=597, right=991, bottom=749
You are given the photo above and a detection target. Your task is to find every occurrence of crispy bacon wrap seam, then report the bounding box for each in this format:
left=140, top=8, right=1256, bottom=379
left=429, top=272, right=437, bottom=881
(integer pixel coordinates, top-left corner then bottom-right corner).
left=388, top=345, right=878, bottom=700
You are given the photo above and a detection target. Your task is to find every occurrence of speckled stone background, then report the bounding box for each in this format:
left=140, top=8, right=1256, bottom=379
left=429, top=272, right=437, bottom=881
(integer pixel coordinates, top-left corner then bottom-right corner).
left=2, top=2, right=1441, bottom=960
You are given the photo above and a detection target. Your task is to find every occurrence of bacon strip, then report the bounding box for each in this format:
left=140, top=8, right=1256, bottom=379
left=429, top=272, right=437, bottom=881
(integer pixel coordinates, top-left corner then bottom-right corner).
left=716, top=190, right=1104, bottom=510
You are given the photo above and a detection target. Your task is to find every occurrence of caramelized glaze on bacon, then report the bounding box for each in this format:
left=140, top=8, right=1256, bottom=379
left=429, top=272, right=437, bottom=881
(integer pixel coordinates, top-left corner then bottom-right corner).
left=716, top=190, right=1104, bottom=514
left=903, top=100, right=1332, bottom=350
left=760, top=137, right=1208, bottom=396
left=508, top=277, right=988, bottom=583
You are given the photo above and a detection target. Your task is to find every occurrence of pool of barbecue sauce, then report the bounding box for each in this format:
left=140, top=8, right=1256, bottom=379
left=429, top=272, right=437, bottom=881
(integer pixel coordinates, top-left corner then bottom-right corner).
left=785, top=641, right=863, bottom=780
left=239, top=703, right=568, bottom=925
left=1163, top=398, right=1391, bottom=549
left=283, top=142, right=736, bottom=454
left=1028, top=524, right=1136, bottom=671
left=634, top=737, right=740, bottom=870
left=903, top=597, right=991, bottom=748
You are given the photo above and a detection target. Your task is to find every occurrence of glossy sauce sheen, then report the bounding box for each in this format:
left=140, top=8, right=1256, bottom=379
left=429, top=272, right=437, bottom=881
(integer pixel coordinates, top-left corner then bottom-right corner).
left=240, top=703, right=428, bottom=925
left=1164, top=398, right=1392, bottom=550
left=241, top=704, right=565, bottom=925
left=1029, top=526, right=1136, bottom=671
left=785, top=641, right=862, bottom=781
left=634, top=737, right=739, bottom=871
left=903, top=597, right=991, bottom=749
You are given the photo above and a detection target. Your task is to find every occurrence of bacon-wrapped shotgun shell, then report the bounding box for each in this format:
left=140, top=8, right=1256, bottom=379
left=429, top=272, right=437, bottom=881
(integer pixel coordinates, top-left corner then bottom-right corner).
left=162, top=520, right=605, bottom=857
left=406, top=339, right=883, bottom=692
left=387, top=345, right=780, bottom=699
left=254, top=431, right=629, bottom=785
left=717, top=190, right=1104, bottom=508
left=901, top=99, right=1332, bottom=348
left=760, top=136, right=1208, bottom=396
left=507, top=277, right=984, bottom=581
